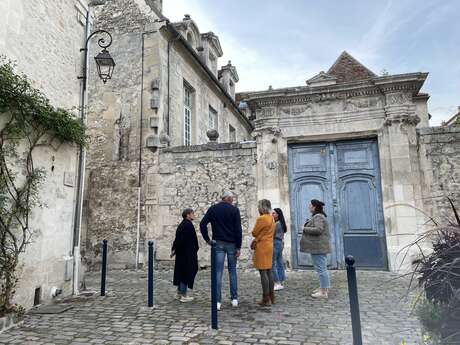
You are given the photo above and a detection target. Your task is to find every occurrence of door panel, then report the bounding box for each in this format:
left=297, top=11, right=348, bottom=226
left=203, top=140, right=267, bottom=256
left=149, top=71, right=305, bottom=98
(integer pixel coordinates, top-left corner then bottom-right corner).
left=294, top=178, right=337, bottom=267
left=288, top=139, right=387, bottom=270
left=336, top=141, right=387, bottom=269
left=288, top=144, right=338, bottom=268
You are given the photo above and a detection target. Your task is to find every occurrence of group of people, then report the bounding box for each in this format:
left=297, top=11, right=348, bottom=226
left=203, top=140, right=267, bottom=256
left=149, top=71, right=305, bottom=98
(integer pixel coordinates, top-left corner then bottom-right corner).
left=170, top=191, right=331, bottom=308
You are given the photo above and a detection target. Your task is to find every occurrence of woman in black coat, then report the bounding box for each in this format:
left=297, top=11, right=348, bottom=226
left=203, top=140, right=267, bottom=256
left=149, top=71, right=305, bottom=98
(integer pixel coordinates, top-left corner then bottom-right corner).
left=171, top=208, right=199, bottom=302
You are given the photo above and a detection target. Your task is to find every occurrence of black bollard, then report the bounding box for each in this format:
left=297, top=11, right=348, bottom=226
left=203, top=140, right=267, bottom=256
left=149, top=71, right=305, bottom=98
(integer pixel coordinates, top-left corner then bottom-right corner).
left=101, top=239, right=108, bottom=296
left=148, top=240, right=154, bottom=307
left=345, top=255, right=363, bottom=345
left=210, top=240, right=218, bottom=330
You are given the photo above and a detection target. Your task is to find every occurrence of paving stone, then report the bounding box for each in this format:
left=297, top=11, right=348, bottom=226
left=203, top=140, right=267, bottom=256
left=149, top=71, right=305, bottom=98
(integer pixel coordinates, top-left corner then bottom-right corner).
left=0, top=270, right=421, bottom=344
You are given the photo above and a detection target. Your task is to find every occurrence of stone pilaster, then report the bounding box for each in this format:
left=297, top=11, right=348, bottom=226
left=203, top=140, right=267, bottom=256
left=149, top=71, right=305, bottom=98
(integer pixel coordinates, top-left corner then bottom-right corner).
left=253, top=126, right=293, bottom=267
left=382, top=91, right=425, bottom=271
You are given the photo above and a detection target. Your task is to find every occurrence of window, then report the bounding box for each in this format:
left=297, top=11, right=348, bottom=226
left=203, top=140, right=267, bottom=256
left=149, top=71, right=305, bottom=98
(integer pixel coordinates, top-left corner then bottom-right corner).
left=229, top=79, right=235, bottom=97
left=183, top=82, right=193, bottom=146
left=229, top=125, right=236, bottom=142
left=187, top=32, right=195, bottom=47
left=209, top=53, right=217, bottom=75
left=209, top=106, right=218, bottom=131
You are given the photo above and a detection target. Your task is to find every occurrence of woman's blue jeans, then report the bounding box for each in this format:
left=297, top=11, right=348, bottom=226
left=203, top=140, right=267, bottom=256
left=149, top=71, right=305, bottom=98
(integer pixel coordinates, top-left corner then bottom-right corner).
left=311, top=254, right=330, bottom=289
left=272, top=239, right=285, bottom=282
left=178, top=282, right=187, bottom=296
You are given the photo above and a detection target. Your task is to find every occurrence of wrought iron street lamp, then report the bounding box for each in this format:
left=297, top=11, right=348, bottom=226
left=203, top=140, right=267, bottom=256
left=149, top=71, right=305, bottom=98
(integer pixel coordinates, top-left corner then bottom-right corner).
left=79, top=29, right=115, bottom=86
left=94, top=48, right=115, bottom=83
left=73, top=29, right=115, bottom=295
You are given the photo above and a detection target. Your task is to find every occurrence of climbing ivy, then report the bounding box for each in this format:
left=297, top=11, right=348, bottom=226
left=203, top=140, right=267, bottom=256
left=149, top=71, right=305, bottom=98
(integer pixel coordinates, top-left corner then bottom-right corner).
left=0, top=57, right=86, bottom=316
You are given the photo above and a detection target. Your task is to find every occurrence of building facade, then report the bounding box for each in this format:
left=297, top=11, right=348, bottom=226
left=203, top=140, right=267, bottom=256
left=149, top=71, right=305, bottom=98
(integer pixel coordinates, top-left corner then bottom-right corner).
left=82, top=1, right=459, bottom=273
left=0, top=0, right=88, bottom=308
left=239, top=52, right=431, bottom=271
left=83, top=0, right=252, bottom=268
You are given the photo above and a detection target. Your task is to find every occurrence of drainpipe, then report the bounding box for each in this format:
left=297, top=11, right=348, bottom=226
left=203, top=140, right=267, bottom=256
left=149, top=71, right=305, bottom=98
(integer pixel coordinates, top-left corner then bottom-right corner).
left=167, top=23, right=181, bottom=140
left=135, top=31, right=146, bottom=271
left=72, top=6, right=91, bottom=296
left=135, top=28, right=161, bottom=269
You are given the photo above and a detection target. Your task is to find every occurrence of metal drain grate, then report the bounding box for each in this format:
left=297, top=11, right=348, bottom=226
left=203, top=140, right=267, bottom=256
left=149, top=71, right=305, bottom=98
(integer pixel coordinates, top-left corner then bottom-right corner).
left=28, top=305, right=73, bottom=314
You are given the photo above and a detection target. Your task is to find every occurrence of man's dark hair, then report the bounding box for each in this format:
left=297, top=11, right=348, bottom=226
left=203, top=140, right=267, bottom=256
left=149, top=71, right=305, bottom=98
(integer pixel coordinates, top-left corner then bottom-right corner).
left=182, top=208, right=194, bottom=219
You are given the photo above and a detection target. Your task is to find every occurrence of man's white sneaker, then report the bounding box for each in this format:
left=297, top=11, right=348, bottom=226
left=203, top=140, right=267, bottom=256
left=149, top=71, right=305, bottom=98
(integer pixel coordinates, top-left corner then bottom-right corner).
left=180, top=296, right=194, bottom=302
left=274, top=284, right=284, bottom=291
left=216, top=302, right=221, bottom=311
left=311, top=291, right=328, bottom=299
left=231, top=299, right=238, bottom=307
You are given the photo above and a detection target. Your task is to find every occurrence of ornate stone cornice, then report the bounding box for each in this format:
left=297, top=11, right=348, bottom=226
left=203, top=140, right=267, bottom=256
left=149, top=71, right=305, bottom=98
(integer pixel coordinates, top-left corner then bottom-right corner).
left=384, top=114, right=421, bottom=127
left=241, top=72, right=428, bottom=109
left=252, top=126, right=282, bottom=138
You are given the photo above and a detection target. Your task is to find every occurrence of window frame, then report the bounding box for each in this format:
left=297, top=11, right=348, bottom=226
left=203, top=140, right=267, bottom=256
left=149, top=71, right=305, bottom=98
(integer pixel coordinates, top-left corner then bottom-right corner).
left=183, top=81, right=194, bottom=146
left=229, top=124, right=236, bottom=142
left=208, top=105, right=218, bottom=131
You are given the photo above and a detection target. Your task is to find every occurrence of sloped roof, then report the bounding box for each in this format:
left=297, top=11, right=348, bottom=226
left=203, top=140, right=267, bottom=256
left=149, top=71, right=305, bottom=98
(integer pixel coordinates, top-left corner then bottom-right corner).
left=443, top=107, right=460, bottom=126
left=327, top=51, right=377, bottom=83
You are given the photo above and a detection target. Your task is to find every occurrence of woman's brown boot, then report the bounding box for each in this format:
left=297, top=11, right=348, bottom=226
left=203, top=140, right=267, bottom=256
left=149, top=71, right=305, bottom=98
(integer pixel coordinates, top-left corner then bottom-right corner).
left=269, top=291, right=275, bottom=304
left=258, top=294, right=271, bottom=306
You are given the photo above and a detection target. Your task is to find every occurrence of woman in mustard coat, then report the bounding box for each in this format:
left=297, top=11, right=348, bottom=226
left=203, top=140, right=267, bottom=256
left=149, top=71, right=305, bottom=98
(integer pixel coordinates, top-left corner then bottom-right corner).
left=251, top=199, right=276, bottom=306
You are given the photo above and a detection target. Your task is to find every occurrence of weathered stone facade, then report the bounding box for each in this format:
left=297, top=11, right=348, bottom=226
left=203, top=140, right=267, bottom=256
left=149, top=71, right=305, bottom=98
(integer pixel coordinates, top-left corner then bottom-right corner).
left=145, top=142, right=258, bottom=265
left=0, top=0, right=87, bottom=308
left=419, top=127, right=460, bottom=220
left=83, top=0, right=253, bottom=268
left=82, top=4, right=460, bottom=274
left=240, top=52, right=431, bottom=271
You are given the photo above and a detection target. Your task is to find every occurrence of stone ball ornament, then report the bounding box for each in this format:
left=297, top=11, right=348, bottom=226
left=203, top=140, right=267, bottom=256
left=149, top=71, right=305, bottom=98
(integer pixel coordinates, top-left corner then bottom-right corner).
left=206, top=129, right=219, bottom=142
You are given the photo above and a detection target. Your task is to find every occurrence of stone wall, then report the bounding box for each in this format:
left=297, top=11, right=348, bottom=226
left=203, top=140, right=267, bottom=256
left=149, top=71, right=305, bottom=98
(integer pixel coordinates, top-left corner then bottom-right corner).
left=419, top=126, right=460, bottom=221
left=0, top=0, right=87, bottom=308
left=0, top=0, right=86, bottom=110
left=144, top=142, right=258, bottom=266
left=83, top=0, right=254, bottom=269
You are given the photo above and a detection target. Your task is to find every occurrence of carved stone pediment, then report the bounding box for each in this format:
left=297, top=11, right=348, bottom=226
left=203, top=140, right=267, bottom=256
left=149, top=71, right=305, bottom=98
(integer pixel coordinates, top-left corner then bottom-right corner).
left=306, top=71, right=337, bottom=87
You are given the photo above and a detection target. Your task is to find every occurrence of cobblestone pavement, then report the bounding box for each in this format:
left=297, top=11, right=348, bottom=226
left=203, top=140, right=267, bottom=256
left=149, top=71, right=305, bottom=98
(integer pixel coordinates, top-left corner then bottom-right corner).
left=0, top=269, right=421, bottom=345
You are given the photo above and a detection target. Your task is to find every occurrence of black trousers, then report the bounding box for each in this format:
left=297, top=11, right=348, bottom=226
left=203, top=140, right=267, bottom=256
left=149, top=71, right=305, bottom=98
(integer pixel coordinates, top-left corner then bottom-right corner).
left=259, top=269, right=274, bottom=295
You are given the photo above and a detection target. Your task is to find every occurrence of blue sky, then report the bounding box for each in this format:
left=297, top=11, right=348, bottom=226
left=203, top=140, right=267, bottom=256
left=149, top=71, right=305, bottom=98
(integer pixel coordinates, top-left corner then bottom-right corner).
left=163, top=0, right=459, bottom=125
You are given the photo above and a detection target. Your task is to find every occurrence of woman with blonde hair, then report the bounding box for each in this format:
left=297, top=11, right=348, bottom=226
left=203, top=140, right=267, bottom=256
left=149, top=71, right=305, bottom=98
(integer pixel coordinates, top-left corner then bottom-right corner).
left=251, top=199, right=276, bottom=306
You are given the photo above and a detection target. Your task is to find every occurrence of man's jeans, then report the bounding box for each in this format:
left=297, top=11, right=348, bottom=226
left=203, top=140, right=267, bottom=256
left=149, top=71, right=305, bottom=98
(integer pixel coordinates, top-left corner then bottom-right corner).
left=215, top=241, right=238, bottom=302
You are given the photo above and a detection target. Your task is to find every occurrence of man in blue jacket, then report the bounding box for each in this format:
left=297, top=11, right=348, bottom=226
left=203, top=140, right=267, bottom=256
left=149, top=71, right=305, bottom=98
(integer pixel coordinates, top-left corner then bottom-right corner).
left=200, top=191, right=242, bottom=310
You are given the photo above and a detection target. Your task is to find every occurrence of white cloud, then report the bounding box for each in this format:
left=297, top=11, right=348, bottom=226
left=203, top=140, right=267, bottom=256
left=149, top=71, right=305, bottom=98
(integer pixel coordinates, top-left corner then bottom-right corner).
left=162, top=0, right=319, bottom=92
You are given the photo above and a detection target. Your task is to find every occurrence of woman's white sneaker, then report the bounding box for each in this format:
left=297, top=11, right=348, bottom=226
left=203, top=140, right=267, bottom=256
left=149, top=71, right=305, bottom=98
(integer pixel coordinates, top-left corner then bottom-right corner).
left=180, top=296, right=194, bottom=302
left=217, top=302, right=221, bottom=310
left=231, top=299, right=238, bottom=307
left=274, top=283, right=284, bottom=291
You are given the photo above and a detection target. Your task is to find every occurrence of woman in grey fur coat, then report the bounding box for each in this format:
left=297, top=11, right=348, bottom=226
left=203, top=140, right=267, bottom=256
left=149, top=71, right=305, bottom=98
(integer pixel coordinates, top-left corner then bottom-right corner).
left=300, top=199, right=331, bottom=299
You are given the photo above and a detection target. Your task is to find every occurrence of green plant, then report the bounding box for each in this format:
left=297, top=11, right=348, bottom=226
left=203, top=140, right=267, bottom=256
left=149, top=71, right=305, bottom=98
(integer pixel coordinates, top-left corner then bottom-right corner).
left=416, top=299, right=444, bottom=338
left=404, top=198, right=460, bottom=344
left=0, top=57, right=86, bottom=316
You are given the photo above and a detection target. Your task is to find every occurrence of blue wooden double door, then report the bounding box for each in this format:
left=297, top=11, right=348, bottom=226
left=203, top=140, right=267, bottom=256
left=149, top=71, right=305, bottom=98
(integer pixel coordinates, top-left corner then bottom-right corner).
left=288, top=139, right=387, bottom=269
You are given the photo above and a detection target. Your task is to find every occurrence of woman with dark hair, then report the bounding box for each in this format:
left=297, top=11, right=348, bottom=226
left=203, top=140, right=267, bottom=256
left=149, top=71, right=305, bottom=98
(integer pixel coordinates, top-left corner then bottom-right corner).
left=272, top=208, right=287, bottom=291
left=300, top=199, right=331, bottom=299
left=171, top=208, right=199, bottom=302
left=251, top=199, right=276, bottom=306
